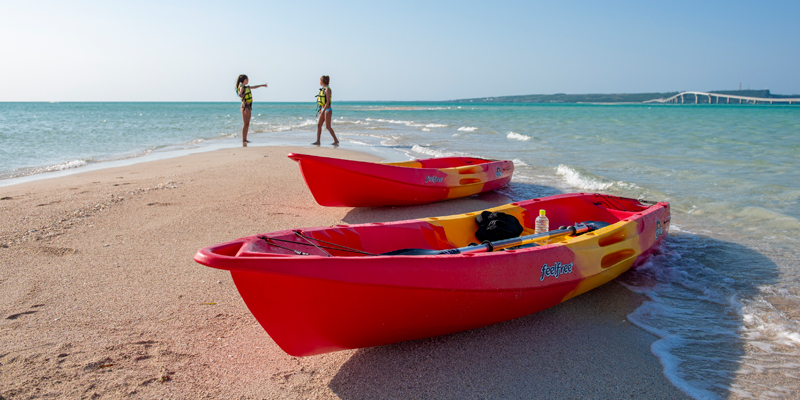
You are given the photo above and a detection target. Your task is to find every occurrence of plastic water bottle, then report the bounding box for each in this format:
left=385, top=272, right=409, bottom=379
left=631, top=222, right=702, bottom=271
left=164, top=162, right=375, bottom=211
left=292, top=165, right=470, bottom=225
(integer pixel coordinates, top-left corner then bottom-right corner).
left=534, top=209, right=549, bottom=235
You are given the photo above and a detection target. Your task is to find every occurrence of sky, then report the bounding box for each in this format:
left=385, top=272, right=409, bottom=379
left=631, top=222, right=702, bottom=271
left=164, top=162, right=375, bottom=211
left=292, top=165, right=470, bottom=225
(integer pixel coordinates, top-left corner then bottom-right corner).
left=1, top=0, right=798, bottom=102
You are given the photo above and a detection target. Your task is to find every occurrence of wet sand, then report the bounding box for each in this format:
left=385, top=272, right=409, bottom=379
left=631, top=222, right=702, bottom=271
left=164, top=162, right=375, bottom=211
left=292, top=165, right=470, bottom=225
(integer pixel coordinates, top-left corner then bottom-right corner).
left=0, top=146, right=689, bottom=399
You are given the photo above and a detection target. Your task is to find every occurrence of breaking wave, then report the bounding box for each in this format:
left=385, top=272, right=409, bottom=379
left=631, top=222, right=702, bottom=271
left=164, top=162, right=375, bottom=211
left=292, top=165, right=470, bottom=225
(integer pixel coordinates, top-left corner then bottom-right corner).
left=555, top=164, right=613, bottom=191
left=507, top=132, right=531, bottom=141
left=410, top=145, right=458, bottom=158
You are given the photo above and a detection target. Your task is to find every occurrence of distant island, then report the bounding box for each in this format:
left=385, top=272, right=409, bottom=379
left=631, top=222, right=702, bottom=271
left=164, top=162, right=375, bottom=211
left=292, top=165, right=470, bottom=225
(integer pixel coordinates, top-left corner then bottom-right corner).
left=451, top=89, right=800, bottom=104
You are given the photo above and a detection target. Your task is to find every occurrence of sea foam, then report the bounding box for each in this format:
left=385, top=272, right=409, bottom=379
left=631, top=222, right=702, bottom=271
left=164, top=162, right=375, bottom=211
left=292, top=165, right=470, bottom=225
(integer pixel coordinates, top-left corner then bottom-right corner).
left=34, top=159, right=89, bottom=173
left=507, top=132, right=531, bottom=141
left=365, top=118, right=424, bottom=127
left=410, top=145, right=456, bottom=158
left=555, top=164, right=613, bottom=190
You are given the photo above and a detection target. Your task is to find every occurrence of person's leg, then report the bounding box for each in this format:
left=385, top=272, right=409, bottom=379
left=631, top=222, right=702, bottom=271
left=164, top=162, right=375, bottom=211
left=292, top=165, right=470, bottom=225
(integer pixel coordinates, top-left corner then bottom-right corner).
left=312, top=111, right=324, bottom=145
left=325, top=111, right=339, bottom=144
left=241, top=107, right=252, bottom=143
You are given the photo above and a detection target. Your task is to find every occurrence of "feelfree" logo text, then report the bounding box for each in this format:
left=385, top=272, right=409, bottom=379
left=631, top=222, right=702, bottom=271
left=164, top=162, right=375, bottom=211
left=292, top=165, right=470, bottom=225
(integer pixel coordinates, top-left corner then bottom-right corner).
left=539, top=262, right=574, bottom=281
left=425, top=175, right=444, bottom=183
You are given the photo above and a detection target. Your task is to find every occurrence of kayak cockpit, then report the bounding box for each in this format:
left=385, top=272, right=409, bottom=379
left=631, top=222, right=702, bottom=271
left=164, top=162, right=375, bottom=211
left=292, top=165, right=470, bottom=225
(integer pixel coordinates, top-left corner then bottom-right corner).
left=384, top=157, right=500, bottom=169
left=219, top=193, right=658, bottom=259
left=237, top=220, right=451, bottom=258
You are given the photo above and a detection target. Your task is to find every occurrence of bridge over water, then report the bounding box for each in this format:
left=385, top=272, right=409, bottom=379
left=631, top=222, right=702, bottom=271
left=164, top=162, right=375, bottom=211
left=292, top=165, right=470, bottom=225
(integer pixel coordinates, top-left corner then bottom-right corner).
left=644, top=91, right=800, bottom=105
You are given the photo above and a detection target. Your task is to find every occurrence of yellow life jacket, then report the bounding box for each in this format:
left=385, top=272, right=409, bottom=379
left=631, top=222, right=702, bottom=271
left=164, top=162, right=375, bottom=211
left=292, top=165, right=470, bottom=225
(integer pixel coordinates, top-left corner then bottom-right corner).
left=316, top=87, right=331, bottom=107
left=238, top=85, right=253, bottom=104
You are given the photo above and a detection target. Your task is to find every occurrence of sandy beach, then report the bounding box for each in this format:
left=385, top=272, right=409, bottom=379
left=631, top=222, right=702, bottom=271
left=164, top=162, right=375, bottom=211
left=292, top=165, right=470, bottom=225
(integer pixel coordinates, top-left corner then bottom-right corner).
left=0, top=146, right=689, bottom=399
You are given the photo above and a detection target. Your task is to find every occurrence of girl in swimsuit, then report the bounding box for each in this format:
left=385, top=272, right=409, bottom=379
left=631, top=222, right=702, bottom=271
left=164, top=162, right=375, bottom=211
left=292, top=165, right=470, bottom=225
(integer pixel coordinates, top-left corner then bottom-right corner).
left=313, top=75, right=339, bottom=145
left=236, top=74, right=267, bottom=145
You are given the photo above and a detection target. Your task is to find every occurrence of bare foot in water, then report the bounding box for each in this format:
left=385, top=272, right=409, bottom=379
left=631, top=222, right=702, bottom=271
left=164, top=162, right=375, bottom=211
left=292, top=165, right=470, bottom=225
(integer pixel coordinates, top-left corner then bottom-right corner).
left=311, top=141, right=320, bottom=145
left=332, top=141, right=339, bottom=145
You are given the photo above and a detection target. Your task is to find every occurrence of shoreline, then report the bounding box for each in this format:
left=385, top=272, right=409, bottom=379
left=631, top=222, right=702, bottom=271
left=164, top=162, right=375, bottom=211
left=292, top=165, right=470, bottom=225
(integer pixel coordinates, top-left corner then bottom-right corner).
left=0, top=135, right=378, bottom=189
left=0, top=146, right=689, bottom=398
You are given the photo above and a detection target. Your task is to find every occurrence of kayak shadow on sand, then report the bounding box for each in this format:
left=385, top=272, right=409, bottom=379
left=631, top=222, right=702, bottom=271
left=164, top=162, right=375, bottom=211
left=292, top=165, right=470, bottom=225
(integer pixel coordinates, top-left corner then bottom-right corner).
left=340, top=181, right=561, bottom=225
left=327, top=280, right=690, bottom=399
left=327, top=232, right=780, bottom=399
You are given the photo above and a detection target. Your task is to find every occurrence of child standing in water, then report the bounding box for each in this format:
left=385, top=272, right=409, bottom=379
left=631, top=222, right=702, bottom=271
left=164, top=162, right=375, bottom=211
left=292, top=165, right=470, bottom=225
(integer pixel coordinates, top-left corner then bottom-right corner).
left=236, top=74, right=267, bottom=145
left=313, top=75, right=339, bottom=145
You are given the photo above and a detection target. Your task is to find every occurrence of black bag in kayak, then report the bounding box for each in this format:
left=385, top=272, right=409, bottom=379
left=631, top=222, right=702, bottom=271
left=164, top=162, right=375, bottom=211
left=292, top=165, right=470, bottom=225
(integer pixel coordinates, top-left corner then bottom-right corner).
left=475, top=211, right=524, bottom=242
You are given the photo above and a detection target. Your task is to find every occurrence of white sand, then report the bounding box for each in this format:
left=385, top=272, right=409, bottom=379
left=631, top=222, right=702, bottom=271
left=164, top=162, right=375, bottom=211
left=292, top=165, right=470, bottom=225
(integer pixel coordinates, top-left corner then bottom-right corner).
left=0, top=146, right=689, bottom=399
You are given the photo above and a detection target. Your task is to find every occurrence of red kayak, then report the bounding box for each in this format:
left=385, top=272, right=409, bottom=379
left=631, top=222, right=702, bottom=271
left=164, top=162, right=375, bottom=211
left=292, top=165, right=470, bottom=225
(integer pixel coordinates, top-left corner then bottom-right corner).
left=287, top=153, right=514, bottom=207
left=194, top=193, right=670, bottom=356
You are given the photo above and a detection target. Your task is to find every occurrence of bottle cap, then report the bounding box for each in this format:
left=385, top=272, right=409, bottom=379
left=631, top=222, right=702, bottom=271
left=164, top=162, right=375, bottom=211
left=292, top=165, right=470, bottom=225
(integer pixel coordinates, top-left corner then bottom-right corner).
left=539, top=209, right=546, bottom=216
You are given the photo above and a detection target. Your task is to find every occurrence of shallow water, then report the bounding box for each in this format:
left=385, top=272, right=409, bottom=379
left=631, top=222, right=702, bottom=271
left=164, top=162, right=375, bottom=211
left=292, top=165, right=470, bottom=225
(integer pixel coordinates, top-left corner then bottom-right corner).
left=2, top=102, right=799, bottom=398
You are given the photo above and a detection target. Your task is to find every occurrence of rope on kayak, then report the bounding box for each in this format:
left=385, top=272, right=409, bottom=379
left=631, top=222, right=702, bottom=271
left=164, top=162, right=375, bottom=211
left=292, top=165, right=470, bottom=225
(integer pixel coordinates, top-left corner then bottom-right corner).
left=592, top=193, right=629, bottom=211
left=594, top=193, right=658, bottom=211
left=257, top=236, right=310, bottom=256
left=257, top=232, right=377, bottom=256
left=294, top=231, right=377, bottom=256
left=295, top=231, right=332, bottom=257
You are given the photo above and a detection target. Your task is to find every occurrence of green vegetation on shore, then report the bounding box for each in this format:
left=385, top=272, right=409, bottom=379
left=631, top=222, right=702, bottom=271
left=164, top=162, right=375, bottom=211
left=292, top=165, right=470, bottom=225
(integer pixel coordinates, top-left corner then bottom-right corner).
left=450, top=89, right=799, bottom=103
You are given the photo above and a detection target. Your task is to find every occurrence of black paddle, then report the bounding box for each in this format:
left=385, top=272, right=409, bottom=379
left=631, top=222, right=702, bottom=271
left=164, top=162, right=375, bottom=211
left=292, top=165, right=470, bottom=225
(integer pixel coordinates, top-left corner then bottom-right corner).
left=381, top=221, right=611, bottom=256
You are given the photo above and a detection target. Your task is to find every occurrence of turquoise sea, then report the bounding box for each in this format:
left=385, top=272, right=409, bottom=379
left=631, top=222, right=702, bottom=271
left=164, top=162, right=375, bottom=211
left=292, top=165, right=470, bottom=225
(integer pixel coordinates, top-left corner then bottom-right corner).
left=2, top=102, right=799, bottom=398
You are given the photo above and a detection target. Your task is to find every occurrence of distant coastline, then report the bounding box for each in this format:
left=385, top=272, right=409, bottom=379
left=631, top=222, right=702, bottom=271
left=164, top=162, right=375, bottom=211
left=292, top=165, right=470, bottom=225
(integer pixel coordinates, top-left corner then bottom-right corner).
left=450, top=89, right=800, bottom=104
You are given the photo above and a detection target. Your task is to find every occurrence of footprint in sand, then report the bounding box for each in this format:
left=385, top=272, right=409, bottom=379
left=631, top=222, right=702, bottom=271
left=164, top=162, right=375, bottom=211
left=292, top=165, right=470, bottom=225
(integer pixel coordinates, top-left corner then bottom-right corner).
left=6, top=304, right=44, bottom=320
left=37, top=247, right=76, bottom=256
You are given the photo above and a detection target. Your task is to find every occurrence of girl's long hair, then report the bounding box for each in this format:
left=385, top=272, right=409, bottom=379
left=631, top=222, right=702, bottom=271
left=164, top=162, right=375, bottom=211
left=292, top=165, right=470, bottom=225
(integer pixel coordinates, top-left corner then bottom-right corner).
left=236, top=74, right=248, bottom=94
